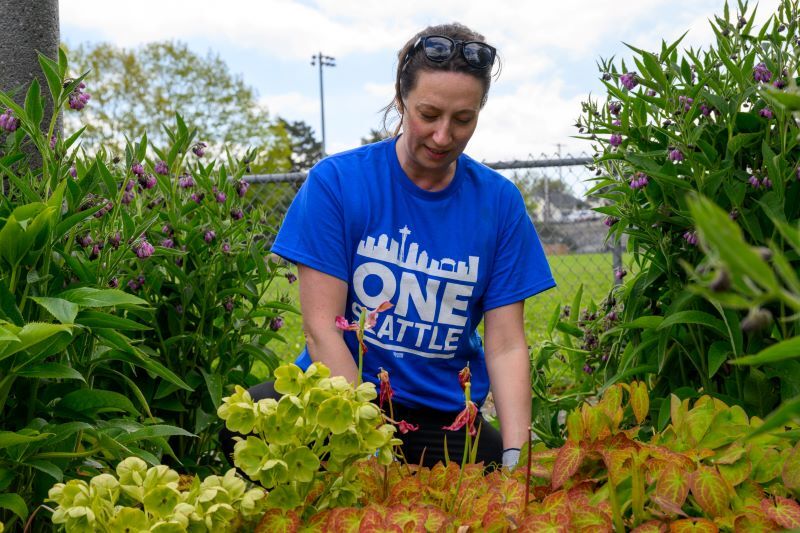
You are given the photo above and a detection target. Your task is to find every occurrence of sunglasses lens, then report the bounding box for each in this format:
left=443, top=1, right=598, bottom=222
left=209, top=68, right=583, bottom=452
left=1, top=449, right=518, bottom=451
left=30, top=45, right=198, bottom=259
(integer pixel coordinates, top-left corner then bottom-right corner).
left=424, top=37, right=454, bottom=61
left=463, top=43, right=494, bottom=68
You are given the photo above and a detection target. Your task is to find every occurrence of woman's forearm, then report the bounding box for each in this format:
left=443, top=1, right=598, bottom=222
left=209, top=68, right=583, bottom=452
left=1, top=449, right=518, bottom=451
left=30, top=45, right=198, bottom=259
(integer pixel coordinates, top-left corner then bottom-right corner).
left=486, top=346, right=532, bottom=449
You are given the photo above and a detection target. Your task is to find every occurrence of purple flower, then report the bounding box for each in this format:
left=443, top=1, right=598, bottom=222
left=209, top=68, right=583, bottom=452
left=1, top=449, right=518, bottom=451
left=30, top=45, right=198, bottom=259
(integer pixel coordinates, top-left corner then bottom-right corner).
left=69, top=165, right=77, bottom=178
left=609, top=133, right=623, bottom=148
left=0, top=109, right=19, bottom=132
left=629, top=172, right=649, bottom=190
left=230, top=208, right=244, bottom=221
left=612, top=119, right=621, bottom=126
left=700, top=103, right=712, bottom=116
left=89, top=244, right=100, bottom=260
left=50, top=135, right=57, bottom=150
left=646, top=89, right=657, bottom=97
left=131, top=163, right=145, bottom=177
left=121, top=190, right=135, bottom=205
left=773, top=78, right=787, bottom=89
left=125, top=179, right=135, bottom=192
left=161, top=238, right=175, bottom=249
left=729, top=209, right=739, bottom=220
left=204, top=230, right=216, bottom=243
left=583, top=364, right=594, bottom=374
left=620, top=72, right=638, bottom=90
left=178, top=174, right=195, bottom=188
left=748, top=175, right=761, bottom=188
left=223, top=297, right=234, bottom=313
left=608, top=101, right=622, bottom=116
left=683, top=231, right=698, bottom=246
left=759, top=108, right=773, bottom=119
left=222, top=242, right=231, bottom=253
left=109, top=277, right=119, bottom=288
left=668, top=149, right=684, bottom=162
left=678, top=95, right=693, bottom=112
left=192, top=142, right=207, bottom=157
left=615, top=268, right=627, bottom=280
left=154, top=160, right=169, bottom=175
left=285, top=272, right=297, bottom=284
left=162, top=225, right=171, bottom=235
left=604, top=216, right=618, bottom=227
left=94, top=200, right=112, bottom=218
left=75, top=233, right=92, bottom=248
left=269, top=317, right=285, bottom=331
left=134, top=239, right=155, bottom=259
left=212, top=186, right=227, bottom=203
left=68, top=82, right=91, bottom=111
left=109, top=232, right=121, bottom=249
left=138, top=173, right=157, bottom=189
left=762, top=176, right=773, bottom=189
left=753, top=62, right=772, bottom=83
left=127, top=278, right=140, bottom=291
left=190, top=192, right=204, bottom=204
left=607, top=311, right=618, bottom=322
left=236, top=179, right=250, bottom=198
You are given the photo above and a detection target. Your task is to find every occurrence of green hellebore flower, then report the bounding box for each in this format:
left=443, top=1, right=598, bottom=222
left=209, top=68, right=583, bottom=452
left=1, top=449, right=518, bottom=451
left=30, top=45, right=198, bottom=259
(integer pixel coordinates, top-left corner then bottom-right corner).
left=354, top=381, right=377, bottom=403
left=143, top=485, right=181, bottom=518
left=62, top=506, right=97, bottom=533
left=106, top=507, right=149, bottom=532
left=273, top=363, right=305, bottom=395
left=148, top=520, right=186, bottom=533
left=48, top=479, right=91, bottom=508
left=317, top=396, right=355, bottom=434
left=239, top=487, right=267, bottom=516
left=142, top=465, right=180, bottom=492
left=117, top=457, right=149, bottom=501
left=265, top=484, right=302, bottom=510
left=257, top=458, right=289, bottom=488
left=218, top=391, right=259, bottom=434
left=284, top=446, right=320, bottom=483
left=304, top=362, right=331, bottom=385
left=233, top=436, right=270, bottom=477
left=328, top=428, right=363, bottom=459
left=171, top=502, right=202, bottom=527
left=204, top=503, right=238, bottom=532
left=276, top=394, right=304, bottom=425
left=89, top=473, right=120, bottom=504
left=262, top=411, right=298, bottom=446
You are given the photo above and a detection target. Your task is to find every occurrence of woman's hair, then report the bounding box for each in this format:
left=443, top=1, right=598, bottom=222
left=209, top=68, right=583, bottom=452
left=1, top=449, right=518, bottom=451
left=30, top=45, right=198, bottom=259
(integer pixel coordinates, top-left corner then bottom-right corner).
left=381, top=22, right=498, bottom=136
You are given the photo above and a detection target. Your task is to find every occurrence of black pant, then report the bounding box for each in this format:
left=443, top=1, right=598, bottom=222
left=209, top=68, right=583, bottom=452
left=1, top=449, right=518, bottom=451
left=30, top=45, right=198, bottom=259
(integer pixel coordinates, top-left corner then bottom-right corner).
left=219, top=381, right=503, bottom=470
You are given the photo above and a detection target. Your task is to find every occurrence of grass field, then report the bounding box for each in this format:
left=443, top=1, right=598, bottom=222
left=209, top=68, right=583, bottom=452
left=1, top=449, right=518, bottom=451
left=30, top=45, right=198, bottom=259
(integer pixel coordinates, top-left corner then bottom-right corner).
left=261, top=252, right=620, bottom=373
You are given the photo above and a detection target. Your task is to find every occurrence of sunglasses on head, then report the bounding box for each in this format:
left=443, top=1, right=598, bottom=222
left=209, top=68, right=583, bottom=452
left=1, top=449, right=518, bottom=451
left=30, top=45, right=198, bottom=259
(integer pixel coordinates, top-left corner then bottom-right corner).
left=404, top=35, right=496, bottom=70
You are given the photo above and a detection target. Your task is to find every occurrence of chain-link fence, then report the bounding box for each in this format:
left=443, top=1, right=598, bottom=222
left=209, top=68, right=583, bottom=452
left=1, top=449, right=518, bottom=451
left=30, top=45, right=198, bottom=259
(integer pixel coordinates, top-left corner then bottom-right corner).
left=244, top=151, right=622, bottom=310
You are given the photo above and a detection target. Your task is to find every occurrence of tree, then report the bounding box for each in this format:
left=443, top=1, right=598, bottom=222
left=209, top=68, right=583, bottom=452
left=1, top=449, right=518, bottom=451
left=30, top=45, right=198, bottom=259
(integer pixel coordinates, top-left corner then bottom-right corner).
left=277, top=118, right=322, bottom=171
left=361, top=127, right=390, bottom=145
left=66, top=40, right=291, bottom=172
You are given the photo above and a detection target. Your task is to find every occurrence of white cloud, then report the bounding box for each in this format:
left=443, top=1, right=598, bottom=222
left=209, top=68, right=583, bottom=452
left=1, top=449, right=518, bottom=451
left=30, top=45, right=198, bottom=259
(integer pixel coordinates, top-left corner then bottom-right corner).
left=260, top=91, right=319, bottom=121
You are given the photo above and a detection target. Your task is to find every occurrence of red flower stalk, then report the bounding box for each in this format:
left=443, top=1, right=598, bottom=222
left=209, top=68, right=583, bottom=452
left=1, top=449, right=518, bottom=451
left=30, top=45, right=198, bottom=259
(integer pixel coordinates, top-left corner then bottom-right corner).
left=442, top=402, right=478, bottom=436
left=397, top=420, right=419, bottom=434
left=377, top=368, right=393, bottom=410
left=458, top=366, right=471, bottom=391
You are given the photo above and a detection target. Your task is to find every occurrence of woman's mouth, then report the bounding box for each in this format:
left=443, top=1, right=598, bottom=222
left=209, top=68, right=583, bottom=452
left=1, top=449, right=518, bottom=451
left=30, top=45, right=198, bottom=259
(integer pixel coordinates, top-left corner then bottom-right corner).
left=425, top=146, right=448, bottom=160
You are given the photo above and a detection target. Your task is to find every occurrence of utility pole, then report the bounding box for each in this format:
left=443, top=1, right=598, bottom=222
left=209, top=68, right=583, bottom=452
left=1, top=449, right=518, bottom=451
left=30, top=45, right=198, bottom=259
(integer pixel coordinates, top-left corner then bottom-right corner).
left=310, top=52, right=335, bottom=156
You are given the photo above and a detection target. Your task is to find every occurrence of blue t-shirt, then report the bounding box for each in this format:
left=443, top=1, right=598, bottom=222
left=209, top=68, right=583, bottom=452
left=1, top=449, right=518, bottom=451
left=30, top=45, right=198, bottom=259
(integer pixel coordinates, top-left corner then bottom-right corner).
left=271, top=137, right=555, bottom=412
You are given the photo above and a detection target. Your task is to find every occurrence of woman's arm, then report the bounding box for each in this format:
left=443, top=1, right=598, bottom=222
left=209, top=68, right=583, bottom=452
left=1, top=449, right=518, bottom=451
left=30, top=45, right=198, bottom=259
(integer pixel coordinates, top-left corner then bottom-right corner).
left=298, top=264, right=359, bottom=383
left=483, top=301, right=531, bottom=450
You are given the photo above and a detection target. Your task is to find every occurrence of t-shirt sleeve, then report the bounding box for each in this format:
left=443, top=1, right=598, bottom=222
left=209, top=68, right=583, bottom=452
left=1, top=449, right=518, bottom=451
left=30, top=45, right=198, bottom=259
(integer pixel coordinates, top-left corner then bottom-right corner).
left=482, top=185, right=556, bottom=311
left=270, top=162, right=350, bottom=282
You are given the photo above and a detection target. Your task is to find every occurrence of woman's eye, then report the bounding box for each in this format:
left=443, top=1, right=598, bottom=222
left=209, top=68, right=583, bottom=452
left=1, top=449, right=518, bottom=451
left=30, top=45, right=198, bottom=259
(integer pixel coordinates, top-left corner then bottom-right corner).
left=456, top=117, right=473, bottom=124
left=421, top=114, right=437, bottom=121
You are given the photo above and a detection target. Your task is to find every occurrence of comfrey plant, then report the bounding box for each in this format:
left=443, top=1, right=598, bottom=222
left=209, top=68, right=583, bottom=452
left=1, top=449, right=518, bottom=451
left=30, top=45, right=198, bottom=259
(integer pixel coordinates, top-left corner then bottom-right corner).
left=47, top=457, right=267, bottom=532
left=576, top=0, right=800, bottom=420
left=217, top=362, right=401, bottom=517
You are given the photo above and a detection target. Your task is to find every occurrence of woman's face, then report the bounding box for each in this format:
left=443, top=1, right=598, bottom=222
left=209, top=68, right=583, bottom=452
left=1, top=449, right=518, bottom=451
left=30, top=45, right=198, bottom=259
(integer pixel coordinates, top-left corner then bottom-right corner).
left=397, top=70, right=484, bottom=182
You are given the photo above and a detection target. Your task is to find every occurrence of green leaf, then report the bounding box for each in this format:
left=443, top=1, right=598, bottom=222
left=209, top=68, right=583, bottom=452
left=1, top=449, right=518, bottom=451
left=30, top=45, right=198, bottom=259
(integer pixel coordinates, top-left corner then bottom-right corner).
left=31, top=297, right=78, bottom=324
left=58, top=388, right=140, bottom=416
left=708, top=342, right=730, bottom=379
left=25, top=459, right=63, bottom=482
left=201, top=369, right=223, bottom=410
left=24, top=78, right=43, bottom=128
left=0, top=431, right=52, bottom=450
left=0, top=322, right=72, bottom=363
left=688, top=195, right=779, bottom=294
left=621, top=316, right=664, bottom=329
left=15, top=363, right=85, bottom=381
left=0, top=277, right=24, bottom=326
left=57, top=287, right=148, bottom=308
left=747, top=395, right=800, bottom=440
left=75, top=310, right=150, bottom=331
left=37, top=52, right=62, bottom=104
left=726, top=132, right=761, bottom=158
left=732, top=337, right=800, bottom=366
left=116, top=424, right=195, bottom=444
left=261, top=300, right=301, bottom=315
left=641, top=51, right=668, bottom=89
left=54, top=206, right=104, bottom=238
left=97, top=349, right=193, bottom=392
left=0, top=492, right=28, bottom=522
left=657, top=310, right=729, bottom=338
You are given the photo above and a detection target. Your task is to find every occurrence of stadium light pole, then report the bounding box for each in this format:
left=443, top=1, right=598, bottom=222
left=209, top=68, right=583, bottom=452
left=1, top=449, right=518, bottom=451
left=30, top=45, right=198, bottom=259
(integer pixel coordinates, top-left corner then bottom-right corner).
left=311, top=52, right=335, bottom=156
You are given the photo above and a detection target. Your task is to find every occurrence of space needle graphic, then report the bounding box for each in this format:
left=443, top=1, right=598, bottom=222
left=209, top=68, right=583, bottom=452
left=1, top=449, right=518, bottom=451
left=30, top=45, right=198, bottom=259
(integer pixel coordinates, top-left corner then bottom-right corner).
left=356, top=226, right=479, bottom=283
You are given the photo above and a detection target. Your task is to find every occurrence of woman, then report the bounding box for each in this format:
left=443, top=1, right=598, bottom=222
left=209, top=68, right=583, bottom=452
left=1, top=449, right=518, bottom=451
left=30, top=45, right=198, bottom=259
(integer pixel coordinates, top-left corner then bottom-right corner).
left=230, top=22, right=554, bottom=470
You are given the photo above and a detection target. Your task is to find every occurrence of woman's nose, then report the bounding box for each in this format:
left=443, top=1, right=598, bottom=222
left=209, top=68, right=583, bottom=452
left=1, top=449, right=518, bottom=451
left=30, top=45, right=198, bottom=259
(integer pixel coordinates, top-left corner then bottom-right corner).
left=432, top=122, right=452, bottom=146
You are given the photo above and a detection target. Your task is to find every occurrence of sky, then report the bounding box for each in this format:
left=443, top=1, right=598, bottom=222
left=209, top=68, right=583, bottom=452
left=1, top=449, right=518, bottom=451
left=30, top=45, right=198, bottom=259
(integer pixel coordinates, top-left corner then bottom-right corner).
left=59, top=0, right=782, bottom=163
